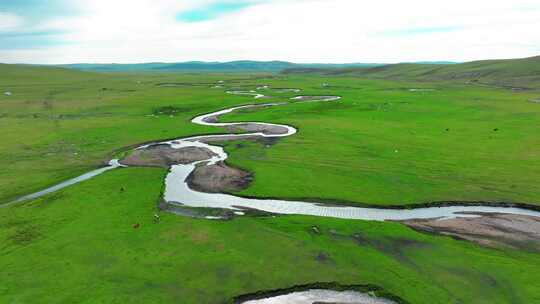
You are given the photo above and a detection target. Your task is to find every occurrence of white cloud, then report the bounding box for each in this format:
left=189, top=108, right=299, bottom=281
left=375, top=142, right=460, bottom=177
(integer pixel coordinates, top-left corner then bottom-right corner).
left=1, top=0, right=539, bottom=63
left=0, top=12, right=24, bottom=32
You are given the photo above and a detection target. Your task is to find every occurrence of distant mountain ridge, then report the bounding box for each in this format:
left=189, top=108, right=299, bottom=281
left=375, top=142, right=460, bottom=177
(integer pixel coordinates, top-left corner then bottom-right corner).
left=6, top=56, right=538, bottom=88
left=57, top=60, right=387, bottom=72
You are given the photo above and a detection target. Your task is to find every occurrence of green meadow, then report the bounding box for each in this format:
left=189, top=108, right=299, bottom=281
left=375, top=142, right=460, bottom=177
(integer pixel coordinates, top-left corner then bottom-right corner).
left=221, top=77, right=540, bottom=206
left=2, top=168, right=540, bottom=303
left=1, top=65, right=540, bottom=303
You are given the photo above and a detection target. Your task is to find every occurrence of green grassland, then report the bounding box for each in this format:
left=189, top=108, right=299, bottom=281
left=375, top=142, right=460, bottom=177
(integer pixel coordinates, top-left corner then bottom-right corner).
left=220, top=78, right=540, bottom=206
left=2, top=167, right=539, bottom=303
left=0, top=65, right=271, bottom=203
left=1, top=65, right=539, bottom=206
left=284, top=55, right=540, bottom=89
left=1, top=64, right=540, bottom=303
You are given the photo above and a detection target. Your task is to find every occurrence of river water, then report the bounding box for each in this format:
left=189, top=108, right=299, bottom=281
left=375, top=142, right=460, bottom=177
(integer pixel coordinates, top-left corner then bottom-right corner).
left=240, top=289, right=396, bottom=304
left=9, top=87, right=540, bottom=222
left=157, top=90, right=540, bottom=220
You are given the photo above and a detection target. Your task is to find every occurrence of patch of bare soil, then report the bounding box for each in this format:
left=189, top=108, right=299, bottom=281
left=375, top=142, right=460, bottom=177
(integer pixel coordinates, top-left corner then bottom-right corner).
left=403, top=213, right=540, bottom=251
left=202, top=114, right=219, bottom=123
left=121, top=144, right=216, bottom=167
left=187, top=161, right=252, bottom=193
left=193, top=134, right=261, bottom=143
left=226, top=123, right=289, bottom=135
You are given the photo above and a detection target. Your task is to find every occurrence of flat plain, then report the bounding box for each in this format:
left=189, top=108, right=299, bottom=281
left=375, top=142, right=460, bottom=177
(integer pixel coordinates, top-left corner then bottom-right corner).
left=1, top=64, right=540, bottom=303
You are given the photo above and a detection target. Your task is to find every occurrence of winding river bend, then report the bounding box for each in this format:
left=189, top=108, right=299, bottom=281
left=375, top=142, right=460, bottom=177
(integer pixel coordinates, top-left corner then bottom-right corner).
left=8, top=86, right=540, bottom=221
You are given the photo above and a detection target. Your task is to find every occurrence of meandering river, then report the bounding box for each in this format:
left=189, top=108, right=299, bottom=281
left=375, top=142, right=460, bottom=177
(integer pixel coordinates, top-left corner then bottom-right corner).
left=8, top=86, right=540, bottom=222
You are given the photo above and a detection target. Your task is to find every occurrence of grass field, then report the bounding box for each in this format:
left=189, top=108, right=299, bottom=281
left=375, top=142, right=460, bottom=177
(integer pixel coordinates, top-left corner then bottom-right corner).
left=284, top=55, right=540, bottom=89
left=0, top=65, right=266, bottom=203
left=1, top=66, right=539, bottom=206
left=1, top=65, right=540, bottom=303
left=220, top=77, right=540, bottom=206
left=2, top=167, right=539, bottom=303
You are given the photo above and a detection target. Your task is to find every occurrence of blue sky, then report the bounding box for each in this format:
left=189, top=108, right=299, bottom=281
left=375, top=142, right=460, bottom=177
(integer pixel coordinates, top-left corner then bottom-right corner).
left=0, top=0, right=539, bottom=64
left=176, top=2, right=255, bottom=22
left=0, top=0, right=77, bottom=22
left=0, top=0, right=77, bottom=50
left=0, top=31, right=61, bottom=49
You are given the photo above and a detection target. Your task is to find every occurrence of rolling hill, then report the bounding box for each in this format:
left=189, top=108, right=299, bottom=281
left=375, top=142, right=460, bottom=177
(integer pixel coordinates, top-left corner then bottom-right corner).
left=0, top=63, right=98, bottom=84
left=283, top=55, right=540, bottom=89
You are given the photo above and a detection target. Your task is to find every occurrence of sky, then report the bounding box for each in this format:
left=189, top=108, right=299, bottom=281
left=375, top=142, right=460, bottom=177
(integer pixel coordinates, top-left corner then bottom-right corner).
left=1, top=0, right=539, bottom=64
